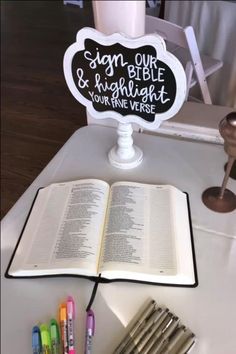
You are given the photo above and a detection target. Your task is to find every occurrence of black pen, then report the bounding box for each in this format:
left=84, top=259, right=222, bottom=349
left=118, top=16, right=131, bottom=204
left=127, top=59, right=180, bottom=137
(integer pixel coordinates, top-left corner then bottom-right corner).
left=174, top=333, right=195, bottom=354
left=159, top=326, right=187, bottom=354
left=144, top=316, right=179, bottom=354
left=124, top=309, right=170, bottom=354
left=122, top=308, right=165, bottom=354
left=113, top=300, right=158, bottom=354
left=133, top=312, right=173, bottom=353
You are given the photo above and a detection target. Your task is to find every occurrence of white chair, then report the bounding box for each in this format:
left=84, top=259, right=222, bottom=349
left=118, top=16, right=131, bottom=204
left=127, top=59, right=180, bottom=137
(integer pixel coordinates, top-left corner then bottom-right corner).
left=145, top=15, right=223, bottom=104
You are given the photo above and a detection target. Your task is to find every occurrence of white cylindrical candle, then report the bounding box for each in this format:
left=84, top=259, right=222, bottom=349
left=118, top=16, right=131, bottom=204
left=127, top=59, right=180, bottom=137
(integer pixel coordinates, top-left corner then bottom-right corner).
left=92, top=0, right=145, bottom=37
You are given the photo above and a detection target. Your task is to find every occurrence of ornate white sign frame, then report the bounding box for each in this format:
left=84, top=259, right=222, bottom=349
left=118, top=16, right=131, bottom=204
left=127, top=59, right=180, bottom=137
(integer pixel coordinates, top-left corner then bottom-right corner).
left=63, top=27, right=187, bottom=168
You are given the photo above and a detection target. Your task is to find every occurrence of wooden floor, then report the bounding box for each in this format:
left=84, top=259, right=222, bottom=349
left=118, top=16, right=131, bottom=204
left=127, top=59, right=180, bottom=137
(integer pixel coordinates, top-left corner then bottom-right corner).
left=1, top=1, right=94, bottom=218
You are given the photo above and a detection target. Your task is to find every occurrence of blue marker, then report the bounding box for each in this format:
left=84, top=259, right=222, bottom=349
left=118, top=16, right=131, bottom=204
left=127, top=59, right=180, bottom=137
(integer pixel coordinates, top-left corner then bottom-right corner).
left=32, top=326, right=42, bottom=354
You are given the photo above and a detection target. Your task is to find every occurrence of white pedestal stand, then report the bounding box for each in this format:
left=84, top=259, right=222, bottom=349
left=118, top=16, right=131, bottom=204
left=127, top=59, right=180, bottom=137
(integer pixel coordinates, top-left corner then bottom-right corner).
left=108, top=123, right=143, bottom=169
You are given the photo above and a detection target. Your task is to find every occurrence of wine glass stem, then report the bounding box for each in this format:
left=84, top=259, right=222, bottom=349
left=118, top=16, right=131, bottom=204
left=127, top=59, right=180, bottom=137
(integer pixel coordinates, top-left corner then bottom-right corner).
left=219, top=156, right=235, bottom=199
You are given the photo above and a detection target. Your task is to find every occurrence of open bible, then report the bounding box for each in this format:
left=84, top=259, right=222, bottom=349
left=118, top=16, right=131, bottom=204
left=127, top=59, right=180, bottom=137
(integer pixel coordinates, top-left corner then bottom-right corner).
left=6, top=179, right=197, bottom=287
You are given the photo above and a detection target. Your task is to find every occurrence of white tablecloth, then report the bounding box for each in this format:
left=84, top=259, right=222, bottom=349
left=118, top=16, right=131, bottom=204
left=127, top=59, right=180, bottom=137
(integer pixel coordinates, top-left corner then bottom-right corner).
left=1, top=126, right=236, bottom=353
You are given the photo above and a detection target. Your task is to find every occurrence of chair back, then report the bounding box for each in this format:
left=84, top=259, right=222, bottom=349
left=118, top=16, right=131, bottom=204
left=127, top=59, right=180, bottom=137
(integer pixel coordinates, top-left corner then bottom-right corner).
left=145, top=15, right=187, bottom=48
left=145, top=15, right=214, bottom=104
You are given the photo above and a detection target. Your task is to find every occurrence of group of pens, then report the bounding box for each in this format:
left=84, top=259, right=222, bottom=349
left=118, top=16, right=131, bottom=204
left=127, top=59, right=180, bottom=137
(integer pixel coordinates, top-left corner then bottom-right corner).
left=113, top=300, right=196, bottom=354
left=32, top=295, right=95, bottom=354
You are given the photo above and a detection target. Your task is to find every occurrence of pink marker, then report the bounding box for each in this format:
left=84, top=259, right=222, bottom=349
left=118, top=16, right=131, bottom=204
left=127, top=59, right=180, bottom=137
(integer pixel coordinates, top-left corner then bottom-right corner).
left=67, top=296, right=76, bottom=354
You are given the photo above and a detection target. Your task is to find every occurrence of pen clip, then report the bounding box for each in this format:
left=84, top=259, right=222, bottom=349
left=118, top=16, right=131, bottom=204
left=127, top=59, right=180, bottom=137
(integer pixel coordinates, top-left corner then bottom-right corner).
left=86, top=309, right=95, bottom=335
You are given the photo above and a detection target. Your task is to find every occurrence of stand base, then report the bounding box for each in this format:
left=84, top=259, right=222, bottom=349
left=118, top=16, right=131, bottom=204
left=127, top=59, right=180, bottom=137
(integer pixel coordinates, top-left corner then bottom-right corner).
left=108, top=145, right=143, bottom=169
left=202, top=187, right=236, bottom=213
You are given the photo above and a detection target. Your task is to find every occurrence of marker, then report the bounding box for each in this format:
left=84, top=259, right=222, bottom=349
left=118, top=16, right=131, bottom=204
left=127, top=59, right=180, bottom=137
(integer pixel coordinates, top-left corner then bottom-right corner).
left=50, top=319, right=60, bottom=354
left=67, top=296, right=76, bottom=354
left=113, top=300, right=158, bottom=354
left=32, top=326, right=42, bottom=354
left=59, top=303, right=68, bottom=354
left=85, top=310, right=95, bottom=354
left=40, top=324, right=51, bottom=354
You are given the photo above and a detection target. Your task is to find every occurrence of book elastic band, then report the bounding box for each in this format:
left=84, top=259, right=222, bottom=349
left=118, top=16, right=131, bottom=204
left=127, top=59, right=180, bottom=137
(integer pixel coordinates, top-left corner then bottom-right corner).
left=86, top=273, right=101, bottom=312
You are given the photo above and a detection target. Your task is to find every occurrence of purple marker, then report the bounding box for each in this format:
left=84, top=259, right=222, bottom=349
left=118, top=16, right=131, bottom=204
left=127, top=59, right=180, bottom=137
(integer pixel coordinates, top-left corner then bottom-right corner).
left=85, top=310, right=95, bottom=354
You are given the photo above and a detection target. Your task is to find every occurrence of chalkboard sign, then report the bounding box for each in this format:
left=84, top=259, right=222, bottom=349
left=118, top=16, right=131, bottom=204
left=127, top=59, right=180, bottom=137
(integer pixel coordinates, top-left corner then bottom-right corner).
left=64, top=28, right=186, bottom=130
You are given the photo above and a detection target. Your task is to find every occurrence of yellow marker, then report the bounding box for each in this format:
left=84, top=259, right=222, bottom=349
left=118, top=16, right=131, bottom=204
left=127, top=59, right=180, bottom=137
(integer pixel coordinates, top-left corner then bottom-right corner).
left=40, top=324, right=51, bottom=354
left=59, top=303, right=68, bottom=354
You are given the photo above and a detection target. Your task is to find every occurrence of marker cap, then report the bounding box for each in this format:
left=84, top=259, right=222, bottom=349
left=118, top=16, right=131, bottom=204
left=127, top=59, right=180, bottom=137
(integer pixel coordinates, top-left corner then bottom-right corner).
left=50, top=319, right=60, bottom=342
left=40, top=324, right=51, bottom=348
left=32, top=326, right=41, bottom=349
left=86, top=309, right=95, bottom=335
left=67, top=296, right=75, bottom=319
left=59, top=303, right=67, bottom=321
